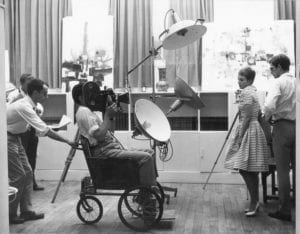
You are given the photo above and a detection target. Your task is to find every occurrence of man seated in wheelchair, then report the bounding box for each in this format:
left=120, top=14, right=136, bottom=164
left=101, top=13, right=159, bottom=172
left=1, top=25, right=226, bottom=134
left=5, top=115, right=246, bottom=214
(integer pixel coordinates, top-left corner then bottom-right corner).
left=72, top=82, right=157, bottom=209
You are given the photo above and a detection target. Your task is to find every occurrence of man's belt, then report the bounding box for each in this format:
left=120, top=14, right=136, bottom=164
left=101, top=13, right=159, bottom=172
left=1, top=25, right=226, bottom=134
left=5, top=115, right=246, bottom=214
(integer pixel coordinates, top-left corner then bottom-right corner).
left=272, top=119, right=295, bottom=125
left=7, top=131, right=23, bottom=137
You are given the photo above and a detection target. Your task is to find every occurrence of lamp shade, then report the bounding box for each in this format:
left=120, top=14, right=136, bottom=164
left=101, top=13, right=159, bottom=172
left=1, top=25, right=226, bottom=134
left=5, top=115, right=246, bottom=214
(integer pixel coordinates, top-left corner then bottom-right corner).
left=166, top=78, right=205, bottom=115
left=160, top=10, right=207, bottom=50
left=162, top=20, right=207, bottom=50
left=135, top=99, right=171, bottom=142
left=174, top=77, right=205, bottom=109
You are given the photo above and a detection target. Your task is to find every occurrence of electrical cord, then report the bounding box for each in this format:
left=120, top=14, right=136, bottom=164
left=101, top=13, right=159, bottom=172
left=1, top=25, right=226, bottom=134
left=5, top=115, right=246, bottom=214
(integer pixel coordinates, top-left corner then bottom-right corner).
left=157, top=140, right=174, bottom=162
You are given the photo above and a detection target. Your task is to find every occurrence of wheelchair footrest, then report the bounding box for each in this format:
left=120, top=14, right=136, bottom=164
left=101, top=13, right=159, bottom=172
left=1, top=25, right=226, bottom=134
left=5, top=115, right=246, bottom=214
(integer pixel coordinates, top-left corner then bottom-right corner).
left=161, top=209, right=176, bottom=221
left=152, top=209, right=176, bottom=230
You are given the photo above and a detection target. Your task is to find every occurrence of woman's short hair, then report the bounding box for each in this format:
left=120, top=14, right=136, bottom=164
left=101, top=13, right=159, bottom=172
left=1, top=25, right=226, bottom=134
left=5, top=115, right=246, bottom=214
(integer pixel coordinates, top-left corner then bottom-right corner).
left=72, top=83, right=84, bottom=105
left=238, top=67, right=256, bottom=84
left=269, top=54, right=290, bottom=71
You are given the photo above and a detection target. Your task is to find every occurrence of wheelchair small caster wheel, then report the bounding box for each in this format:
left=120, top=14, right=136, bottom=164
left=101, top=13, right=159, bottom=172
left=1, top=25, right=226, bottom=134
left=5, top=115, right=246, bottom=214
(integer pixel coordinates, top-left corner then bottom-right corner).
left=77, top=196, right=103, bottom=224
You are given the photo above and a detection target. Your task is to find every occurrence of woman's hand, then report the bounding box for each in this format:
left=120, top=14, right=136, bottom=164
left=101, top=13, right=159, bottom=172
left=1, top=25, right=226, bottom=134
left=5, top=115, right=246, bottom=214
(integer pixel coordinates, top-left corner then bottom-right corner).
left=67, top=140, right=79, bottom=148
left=105, top=103, right=118, bottom=119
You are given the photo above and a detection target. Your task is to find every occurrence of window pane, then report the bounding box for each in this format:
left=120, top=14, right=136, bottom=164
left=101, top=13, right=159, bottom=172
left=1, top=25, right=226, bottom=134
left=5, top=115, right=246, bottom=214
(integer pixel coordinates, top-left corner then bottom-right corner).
left=214, top=0, right=274, bottom=24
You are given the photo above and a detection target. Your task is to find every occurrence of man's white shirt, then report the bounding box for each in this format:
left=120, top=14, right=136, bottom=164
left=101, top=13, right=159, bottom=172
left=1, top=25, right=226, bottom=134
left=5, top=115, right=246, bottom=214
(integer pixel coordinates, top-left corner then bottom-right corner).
left=7, top=96, right=49, bottom=136
left=263, top=73, right=296, bottom=121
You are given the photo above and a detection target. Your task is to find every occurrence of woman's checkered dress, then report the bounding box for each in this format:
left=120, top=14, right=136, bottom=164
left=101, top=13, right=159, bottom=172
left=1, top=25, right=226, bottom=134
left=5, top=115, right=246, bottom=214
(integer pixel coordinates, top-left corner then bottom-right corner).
left=224, top=85, right=271, bottom=172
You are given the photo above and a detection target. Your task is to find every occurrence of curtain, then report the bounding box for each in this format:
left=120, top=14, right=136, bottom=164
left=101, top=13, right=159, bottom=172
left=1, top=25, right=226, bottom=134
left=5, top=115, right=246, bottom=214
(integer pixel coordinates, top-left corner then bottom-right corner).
left=164, top=0, right=214, bottom=88
left=5, top=0, right=72, bottom=88
left=274, top=0, right=296, bottom=68
left=109, top=0, right=152, bottom=88
left=274, top=0, right=295, bottom=19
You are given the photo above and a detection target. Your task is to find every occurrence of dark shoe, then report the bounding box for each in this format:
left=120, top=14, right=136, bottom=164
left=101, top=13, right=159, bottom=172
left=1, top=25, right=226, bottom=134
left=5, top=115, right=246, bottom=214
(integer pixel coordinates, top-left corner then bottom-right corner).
left=143, top=198, right=157, bottom=226
left=135, top=189, right=150, bottom=205
left=268, top=211, right=292, bottom=221
left=20, top=211, right=45, bottom=221
left=9, top=216, right=25, bottom=224
left=33, top=185, right=44, bottom=191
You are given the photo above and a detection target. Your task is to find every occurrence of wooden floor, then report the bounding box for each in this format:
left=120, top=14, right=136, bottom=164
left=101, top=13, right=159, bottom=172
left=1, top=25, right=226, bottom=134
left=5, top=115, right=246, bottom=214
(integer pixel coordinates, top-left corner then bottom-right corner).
left=10, top=181, right=295, bottom=234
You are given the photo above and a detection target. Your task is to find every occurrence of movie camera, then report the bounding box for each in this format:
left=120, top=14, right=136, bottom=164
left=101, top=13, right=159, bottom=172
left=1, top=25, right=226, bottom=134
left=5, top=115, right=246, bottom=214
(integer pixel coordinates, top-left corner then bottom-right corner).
left=82, top=81, right=129, bottom=113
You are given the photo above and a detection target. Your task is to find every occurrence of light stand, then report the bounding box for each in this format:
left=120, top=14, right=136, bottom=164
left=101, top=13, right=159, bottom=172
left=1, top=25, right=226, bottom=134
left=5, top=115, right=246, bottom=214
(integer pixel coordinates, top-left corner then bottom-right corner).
left=202, top=111, right=239, bottom=190
left=52, top=8, right=207, bottom=203
left=127, top=40, right=178, bottom=202
left=126, top=9, right=207, bottom=202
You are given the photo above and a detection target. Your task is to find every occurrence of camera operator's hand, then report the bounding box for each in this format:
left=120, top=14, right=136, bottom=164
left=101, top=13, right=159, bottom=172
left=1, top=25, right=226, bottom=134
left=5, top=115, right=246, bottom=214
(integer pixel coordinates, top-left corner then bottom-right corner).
left=105, top=103, right=118, bottom=119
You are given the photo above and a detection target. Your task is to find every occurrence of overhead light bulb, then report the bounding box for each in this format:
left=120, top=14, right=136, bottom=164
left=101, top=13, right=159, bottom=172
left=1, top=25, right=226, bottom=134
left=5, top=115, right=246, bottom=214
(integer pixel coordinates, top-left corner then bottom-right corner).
left=176, top=28, right=188, bottom=37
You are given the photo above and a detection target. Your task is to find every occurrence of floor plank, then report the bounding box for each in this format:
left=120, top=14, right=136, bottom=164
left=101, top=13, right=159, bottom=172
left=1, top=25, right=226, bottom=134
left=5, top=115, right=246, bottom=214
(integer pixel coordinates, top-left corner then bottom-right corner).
left=9, top=181, right=295, bottom=234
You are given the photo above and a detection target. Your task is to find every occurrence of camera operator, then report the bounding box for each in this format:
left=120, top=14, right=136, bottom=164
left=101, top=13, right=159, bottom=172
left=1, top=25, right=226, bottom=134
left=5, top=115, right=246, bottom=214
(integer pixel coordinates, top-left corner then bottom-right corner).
left=72, top=83, right=157, bottom=187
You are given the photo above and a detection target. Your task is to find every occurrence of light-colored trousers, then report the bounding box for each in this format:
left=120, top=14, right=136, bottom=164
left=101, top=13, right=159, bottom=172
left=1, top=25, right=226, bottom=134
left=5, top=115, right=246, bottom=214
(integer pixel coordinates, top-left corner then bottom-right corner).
left=7, top=133, right=33, bottom=216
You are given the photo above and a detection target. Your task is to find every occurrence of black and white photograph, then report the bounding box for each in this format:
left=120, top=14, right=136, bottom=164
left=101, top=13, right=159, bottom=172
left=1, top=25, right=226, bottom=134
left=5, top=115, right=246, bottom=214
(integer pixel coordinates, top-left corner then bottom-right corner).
left=0, top=0, right=299, bottom=233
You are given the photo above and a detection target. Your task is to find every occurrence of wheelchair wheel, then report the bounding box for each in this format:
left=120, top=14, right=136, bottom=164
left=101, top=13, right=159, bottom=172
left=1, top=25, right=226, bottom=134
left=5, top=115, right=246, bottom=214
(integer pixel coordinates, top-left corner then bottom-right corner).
left=123, top=183, right=164, bottom=217
left=76, top=196, right=103, bottom=224
left=118, top=187, right=163, bottom=231
left=123, top=188, right=144, bottom=218
left=155, top=182, right=165, bottom=203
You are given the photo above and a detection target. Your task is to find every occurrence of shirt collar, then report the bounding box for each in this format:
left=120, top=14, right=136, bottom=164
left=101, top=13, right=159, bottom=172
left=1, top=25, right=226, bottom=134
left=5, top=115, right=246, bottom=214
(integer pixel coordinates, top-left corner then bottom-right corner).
left=24, top=95, right=37, bottom=109
left=19, top=88, right=26, bottom=96
left=244, top=85, right=257, bottom=91
left=280, top=72, right=293, bottom=79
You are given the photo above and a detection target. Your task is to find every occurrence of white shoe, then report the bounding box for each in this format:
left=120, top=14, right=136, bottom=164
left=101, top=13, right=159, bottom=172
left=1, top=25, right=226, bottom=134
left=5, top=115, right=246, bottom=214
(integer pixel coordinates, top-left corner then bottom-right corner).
left=245, top=202, right=259, bottom=217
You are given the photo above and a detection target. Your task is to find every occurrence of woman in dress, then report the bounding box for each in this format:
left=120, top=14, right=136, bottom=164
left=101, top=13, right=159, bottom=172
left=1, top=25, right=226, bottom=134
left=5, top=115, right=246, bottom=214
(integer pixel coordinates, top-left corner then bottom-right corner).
left=224, top=67, right=271, bottom=217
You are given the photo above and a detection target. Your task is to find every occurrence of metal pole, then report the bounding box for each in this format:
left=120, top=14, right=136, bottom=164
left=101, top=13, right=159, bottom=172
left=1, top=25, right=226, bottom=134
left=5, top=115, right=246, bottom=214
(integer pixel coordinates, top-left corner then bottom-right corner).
left=51, top=129, right=80, bottom=203
left=202, top=111, right=239, bottom=190
left=126, top=44, right=163, bottom=131
left=127, top=44, right=163, bottom=76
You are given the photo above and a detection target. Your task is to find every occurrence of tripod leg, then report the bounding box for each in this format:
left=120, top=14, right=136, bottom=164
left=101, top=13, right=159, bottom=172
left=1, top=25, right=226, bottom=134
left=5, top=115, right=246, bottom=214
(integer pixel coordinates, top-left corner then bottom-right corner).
left=51, top=164, right=70, bottom=203
left=202, top=112, right=239, bottom=190
left=202, top=141, right=228, bottom=190
left=51, top=129, right=80, bottom=203
left=61, top=147, right=78, bottom=183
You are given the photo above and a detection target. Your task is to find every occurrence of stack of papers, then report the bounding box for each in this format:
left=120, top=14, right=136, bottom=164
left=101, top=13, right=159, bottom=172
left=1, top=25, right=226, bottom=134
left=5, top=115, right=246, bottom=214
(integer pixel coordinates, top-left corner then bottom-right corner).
left=48, top=115, right=72, bottom=130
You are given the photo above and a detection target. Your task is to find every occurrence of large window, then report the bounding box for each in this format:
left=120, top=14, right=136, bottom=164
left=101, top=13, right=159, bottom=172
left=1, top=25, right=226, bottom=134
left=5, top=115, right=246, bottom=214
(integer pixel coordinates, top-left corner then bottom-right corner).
left=202, top=0, right=295, bottom=91
left=67, top=1, right=281, bottom=132
left=64, top=0, right=113, bottom=89
left=214, top=0, right=274, bottom=24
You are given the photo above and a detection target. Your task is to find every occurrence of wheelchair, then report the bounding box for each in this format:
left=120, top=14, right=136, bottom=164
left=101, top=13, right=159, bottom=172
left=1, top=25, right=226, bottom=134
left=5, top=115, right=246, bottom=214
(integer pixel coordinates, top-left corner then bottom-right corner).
left=76, top=135, right=165, bottom=231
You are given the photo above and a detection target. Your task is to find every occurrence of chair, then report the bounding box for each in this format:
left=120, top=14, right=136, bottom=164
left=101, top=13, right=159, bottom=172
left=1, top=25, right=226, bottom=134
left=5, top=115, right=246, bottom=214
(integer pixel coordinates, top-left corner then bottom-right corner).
left=76, top=135, right=164, bottom=231
left=261, top=161, right=295, bottom=204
